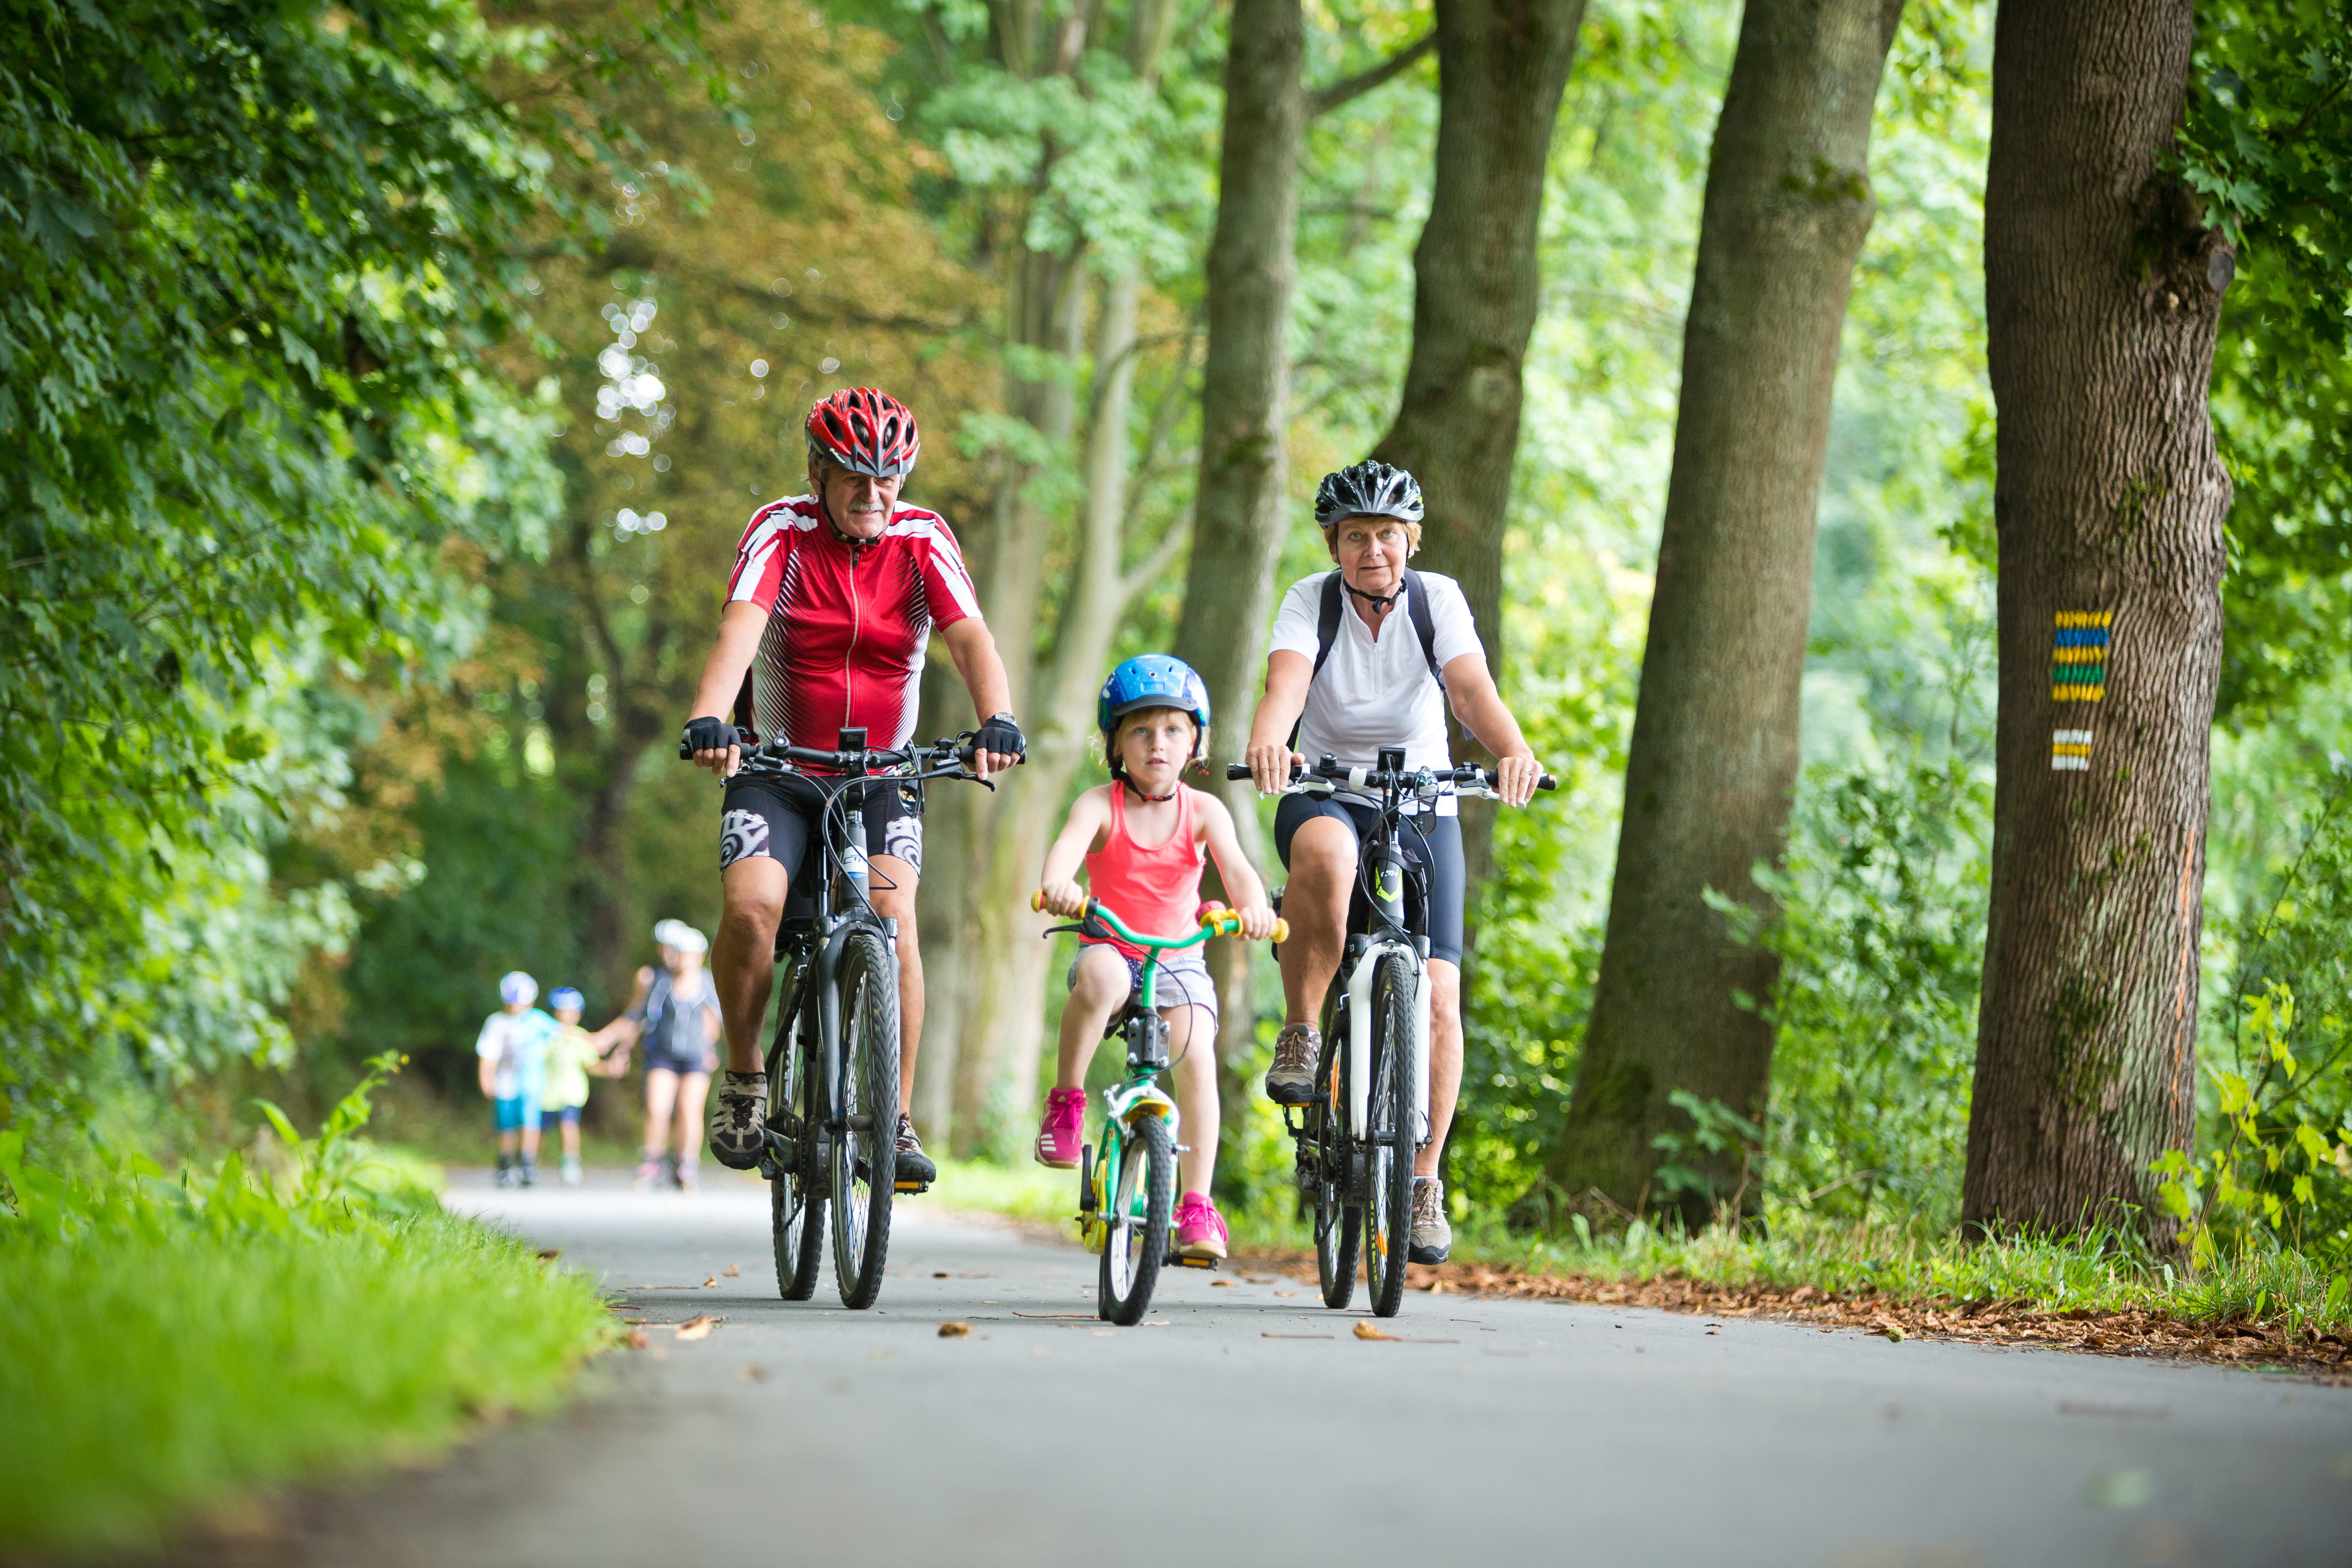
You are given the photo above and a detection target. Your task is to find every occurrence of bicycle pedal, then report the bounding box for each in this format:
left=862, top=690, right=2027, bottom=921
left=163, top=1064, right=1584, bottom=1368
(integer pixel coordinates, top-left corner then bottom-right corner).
left=894, top=1179, right=931, bottom=1194
left=1168, top=1254, right=1219, bottom=1270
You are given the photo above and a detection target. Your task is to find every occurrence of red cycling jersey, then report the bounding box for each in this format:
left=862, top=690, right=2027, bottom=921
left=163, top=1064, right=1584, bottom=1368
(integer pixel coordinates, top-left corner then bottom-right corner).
left=725, top=495, right=983, bottom=759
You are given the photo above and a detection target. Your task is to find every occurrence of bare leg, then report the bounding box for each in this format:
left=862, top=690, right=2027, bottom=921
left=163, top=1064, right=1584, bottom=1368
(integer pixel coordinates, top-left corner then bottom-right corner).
left=521, top=1123, right=541, bottom=1160
left=1279, top=816, right=1357, bottom=1027
left=1416, top=959, right=1461, bottom=1179
left=674, top=1072, right=711, bottom=1166
left=643, top=1068, right=680, bottom=1156
left=869, top=855, right=922, bottom=1118
left=716, top=856, right=790, bottom=1075
left=499, top=1128, right=519, bottom=1158
left=1056, top=946, right=1130, bottom=1091
left=1167, top=1005, right=1220, bottom=1196
left=561, top=1120, right=582, bottom=1159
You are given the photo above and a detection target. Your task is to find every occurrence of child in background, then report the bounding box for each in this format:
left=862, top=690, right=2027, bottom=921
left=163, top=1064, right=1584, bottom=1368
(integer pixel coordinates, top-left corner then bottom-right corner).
left=477, top=971, right=559, bottom=1188
left=1032, top=655, right=1277, bottom=1262
left=540, top=987, right=608, bottom=1188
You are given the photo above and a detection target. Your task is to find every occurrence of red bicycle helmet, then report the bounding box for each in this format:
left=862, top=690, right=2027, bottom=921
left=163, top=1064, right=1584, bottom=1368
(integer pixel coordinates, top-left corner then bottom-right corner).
left=805, top=387, right=921, bottom=478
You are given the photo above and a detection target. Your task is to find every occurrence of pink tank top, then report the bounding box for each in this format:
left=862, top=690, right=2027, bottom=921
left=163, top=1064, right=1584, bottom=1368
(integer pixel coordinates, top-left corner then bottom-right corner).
left=1083, top=784, right=1206, bottom=960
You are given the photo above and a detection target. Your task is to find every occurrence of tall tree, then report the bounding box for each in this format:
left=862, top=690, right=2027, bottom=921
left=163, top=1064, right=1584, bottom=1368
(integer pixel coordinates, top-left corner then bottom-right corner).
left=1371, top=0, right=1588, bottom=901
left=1543, top=0, right=1905, bottom=1223
left=1170, top=0, right=1306, bottom=1149
left=1961, top=0, right=2231, bottom=1237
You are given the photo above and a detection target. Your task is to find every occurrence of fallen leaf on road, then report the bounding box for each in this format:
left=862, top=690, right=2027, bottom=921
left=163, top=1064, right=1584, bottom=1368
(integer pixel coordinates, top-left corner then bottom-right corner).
left=1274, top=1291, right=1298, bottom=1298
left=933, top=1271, right=950, bottom=1278
left=1882, top=1324, right=1906, bottom=1343
left=939, top=1321, right=971, bottom=1338
left=626, top=1328, right=649, bottom=1350
left=723, top=1264, right=741, bottom=1277
left=537, top=1249, right=562, bottom=1260
left=701, top=1277, right=719, bottom=1288
left=1428, top=1281, right=1449, bottom=1294
left=742, top=1364, right=767, bottom=1382
left=1354, top=1322, right=1397, bottom=1341
left=1211, top=1279, right=1235, bottom=1287
left=674, top=1315, right=720, bottom=1341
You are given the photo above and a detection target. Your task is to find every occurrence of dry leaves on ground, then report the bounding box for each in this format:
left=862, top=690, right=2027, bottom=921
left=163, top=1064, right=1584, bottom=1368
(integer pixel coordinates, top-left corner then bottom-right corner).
left=1228, top=1250, right=2352, bottom=1380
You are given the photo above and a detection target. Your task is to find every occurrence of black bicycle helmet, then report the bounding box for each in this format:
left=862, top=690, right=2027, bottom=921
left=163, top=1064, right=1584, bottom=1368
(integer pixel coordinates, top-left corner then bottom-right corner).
left=1314, top=459, right=1424, bottom=528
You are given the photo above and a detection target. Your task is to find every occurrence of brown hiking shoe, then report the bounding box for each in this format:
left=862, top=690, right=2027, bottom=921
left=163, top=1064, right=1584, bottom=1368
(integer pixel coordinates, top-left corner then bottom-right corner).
left=1264, top=1023, right=1321, bottom=1106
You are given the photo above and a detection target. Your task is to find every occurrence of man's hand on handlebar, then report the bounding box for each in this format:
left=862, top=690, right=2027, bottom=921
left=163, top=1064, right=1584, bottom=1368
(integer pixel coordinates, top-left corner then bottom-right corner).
left=683, top=716, right=743, bottom=779
left=1245, top=740, right=1302, bottom=796
left=1493, top=753, right=1546, bottom=808
left=972, top=712, right=1026, bottom=781
left=1035, top=879, right=1089, bottom=919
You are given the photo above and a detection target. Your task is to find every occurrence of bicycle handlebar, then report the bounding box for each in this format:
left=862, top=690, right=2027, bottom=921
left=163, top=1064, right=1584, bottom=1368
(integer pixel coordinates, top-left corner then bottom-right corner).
left=1028, top=889, right=1288, bottom=948
left=1222, top=759, right=1557, bottom=794
left=678, top=730, right=986, bottom=777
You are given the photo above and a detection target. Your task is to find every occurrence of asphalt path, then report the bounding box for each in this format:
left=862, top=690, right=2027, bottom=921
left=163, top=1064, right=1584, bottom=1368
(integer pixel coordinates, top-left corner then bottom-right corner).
left=229, top=1169, right=2352, bottom=1567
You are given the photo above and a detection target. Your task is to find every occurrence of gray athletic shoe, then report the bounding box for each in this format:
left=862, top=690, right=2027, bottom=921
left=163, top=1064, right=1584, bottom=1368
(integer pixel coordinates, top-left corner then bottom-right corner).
left=894, top=1115, right=937, bottom=1191
left=1264, top=1023, right=1321, bottom=1105
left=1409, top=1176, right=1451, bottom=1265
left=707, top=1070, right=768, bottom=1170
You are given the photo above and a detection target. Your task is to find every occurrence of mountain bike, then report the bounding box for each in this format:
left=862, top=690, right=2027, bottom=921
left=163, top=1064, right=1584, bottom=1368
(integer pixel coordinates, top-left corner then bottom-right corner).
left=682, top=726, right=989, bottom=1310
left=1029, top=892, right=1286, bottom=1325
left=1231, top=750, right=1553, bottom=1318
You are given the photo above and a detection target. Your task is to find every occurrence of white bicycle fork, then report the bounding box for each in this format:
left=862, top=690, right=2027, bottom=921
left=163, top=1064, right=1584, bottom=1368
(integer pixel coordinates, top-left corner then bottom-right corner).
left=1343, top=939, right=1432, bottom=1151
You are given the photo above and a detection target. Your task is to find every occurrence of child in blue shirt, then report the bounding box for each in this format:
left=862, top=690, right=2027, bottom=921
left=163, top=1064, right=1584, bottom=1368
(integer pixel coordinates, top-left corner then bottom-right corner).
left=477, top=971, right=560, bottom=1188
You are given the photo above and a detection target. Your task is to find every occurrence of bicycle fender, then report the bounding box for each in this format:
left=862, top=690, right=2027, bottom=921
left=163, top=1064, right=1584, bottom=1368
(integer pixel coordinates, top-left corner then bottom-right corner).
left=1103, top=1081, right=1179, bottom=1133
left=1345, top=940, right=1422, bottom=1139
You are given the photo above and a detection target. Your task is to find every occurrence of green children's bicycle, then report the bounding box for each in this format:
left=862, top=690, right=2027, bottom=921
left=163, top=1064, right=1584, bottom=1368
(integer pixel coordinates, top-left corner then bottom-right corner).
left=1030, top=892, right=1286, bottom=1325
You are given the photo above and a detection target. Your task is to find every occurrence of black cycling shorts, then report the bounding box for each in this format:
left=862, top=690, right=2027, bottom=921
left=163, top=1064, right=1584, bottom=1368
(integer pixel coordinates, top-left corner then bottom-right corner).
left=719, top=771, right=925, bottom=884
left=1273, top=793, right=1465, bottom=966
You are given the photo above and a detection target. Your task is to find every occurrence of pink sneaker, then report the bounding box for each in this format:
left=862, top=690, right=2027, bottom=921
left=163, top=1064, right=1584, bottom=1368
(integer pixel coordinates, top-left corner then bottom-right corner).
left=1034, top=1087, right=1087, bottom=1169
left=1173, top=1191, right=1228, bottom=1261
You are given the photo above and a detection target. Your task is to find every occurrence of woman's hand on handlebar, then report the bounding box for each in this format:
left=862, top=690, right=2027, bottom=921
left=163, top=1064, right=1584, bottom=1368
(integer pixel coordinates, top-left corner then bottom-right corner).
left=1493, top=753, right=1546, bottom=808
left=1034, top=880, right=1089, bottom=919
left=1245, top=740, right=1301, bottom=796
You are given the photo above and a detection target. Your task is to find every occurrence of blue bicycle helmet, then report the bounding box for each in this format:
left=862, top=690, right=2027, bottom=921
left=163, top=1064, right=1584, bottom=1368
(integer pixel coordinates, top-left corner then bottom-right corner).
left=1096, top=655, right=1212, bottom=760
left=548, top=987, right=585, bottom=1012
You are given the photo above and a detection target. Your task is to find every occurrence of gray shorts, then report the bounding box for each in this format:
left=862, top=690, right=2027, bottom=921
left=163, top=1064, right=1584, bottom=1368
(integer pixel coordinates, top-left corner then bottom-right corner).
left=1066, top=942, right=1220, bottom=1030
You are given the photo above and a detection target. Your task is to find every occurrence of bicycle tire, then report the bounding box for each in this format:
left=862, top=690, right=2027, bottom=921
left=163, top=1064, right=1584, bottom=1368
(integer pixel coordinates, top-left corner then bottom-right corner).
left=767, top=987, right=824, bottom=1301
left=830, top=926, right=900, bottom=1309
left=1363, top=952, right=1417, bottom=1318
left=1312, top=1002, right=1359, bottom=1310
left=1099, top=1113, right=1173, bottom=1326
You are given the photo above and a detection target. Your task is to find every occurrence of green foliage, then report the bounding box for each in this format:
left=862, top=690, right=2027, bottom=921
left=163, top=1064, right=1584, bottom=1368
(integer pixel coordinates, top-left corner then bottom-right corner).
left=1719, top=759, right=1992, bottom=1227
left=0, top=0, right=714, bottom=1141
left=2173, top=0, right=2352, bottom=718
left=2160, top=764, right=2352, bottom=1263
left=0, top=1055, right=613, bottom=1553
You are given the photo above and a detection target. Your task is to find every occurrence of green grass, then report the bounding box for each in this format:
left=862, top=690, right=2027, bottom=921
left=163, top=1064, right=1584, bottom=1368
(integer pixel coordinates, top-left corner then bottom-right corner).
left=0, top=1057, right=617, bottom=1555
left=927, top=1157, right=2352, bottom=1337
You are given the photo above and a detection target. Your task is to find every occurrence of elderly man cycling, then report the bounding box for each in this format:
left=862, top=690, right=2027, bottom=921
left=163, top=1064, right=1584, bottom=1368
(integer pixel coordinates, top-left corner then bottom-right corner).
left=1243, top=460, right=1545, bottom=1264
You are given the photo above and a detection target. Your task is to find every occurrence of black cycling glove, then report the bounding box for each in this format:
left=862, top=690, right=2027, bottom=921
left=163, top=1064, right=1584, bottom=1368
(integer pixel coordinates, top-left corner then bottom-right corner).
left=682, top=715, right=743, bottom=756
left=974, top=711, right=1026, bottom=761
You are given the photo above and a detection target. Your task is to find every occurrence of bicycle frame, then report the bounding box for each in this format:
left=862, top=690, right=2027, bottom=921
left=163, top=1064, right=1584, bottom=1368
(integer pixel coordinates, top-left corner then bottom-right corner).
left=1314, top=747, right=1437, bottom=1154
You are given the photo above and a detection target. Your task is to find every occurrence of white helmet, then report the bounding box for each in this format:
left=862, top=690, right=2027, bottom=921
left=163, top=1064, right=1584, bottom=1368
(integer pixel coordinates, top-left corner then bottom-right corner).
left=654, top=919, right=708, bottom=955
left=499, top=971, right=538, bottom=1006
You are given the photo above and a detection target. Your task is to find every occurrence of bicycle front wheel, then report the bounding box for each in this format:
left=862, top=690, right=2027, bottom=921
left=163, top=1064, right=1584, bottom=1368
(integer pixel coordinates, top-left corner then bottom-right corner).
left=1363, top=952, right=1417, bottom=1319
left=768, top=987, right=824, bottom=1300
left=1098, top=1115, right=1173, bottom=1326
left=830, top=927, right=900, bottom=1309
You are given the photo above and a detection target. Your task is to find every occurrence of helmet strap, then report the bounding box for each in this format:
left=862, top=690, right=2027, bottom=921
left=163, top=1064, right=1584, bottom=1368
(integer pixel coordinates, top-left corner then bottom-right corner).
left=1121, top=776, right=1177, bottom=805
left=1344, top=577, right=1403, bottom=614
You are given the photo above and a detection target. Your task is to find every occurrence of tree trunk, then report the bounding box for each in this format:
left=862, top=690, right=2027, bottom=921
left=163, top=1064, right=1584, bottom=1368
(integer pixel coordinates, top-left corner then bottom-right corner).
left=1963, top=0, right=2230, bottom=1238
left=1543, top=0, right=1904, bottom=1225
left=1170, top=0, right=1305, bottom=1180
left=1370, top=0, right=1588, bottom=909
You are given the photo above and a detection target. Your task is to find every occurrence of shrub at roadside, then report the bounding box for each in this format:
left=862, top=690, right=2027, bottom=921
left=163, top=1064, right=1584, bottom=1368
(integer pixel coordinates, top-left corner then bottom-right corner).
left=0, top=1056, right=614, bottom=1556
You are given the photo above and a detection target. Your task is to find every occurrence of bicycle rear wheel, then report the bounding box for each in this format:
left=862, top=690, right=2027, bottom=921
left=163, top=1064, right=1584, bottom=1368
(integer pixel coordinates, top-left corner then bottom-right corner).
left=1312, top=1007, right=1358, bottom=1310
left=768, top=988, right=824, bottom=1300
left=830, top=926, right=900, bottom=1309
left=1099, top=1114, right=1173, bottom=1326
left=1363, top=952, right=1417, bottom=1319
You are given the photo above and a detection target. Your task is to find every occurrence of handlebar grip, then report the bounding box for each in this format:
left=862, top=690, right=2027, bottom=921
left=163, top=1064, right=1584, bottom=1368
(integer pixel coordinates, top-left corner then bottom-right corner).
left=1225, top=764, right=1251, bottom=781
left=1539, top=774, right=1557, bottom=791
left=1271, top=917, right=1289, bottom=945
left=1030, top=889, right=1046, bottom=913
left=678, top=739, right=692, bottom=760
